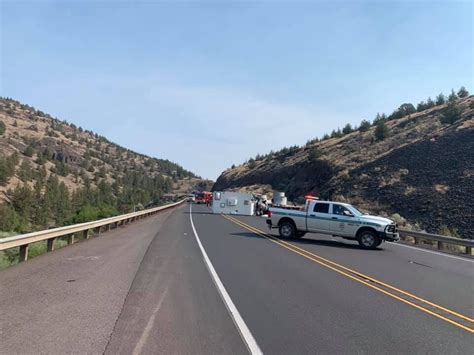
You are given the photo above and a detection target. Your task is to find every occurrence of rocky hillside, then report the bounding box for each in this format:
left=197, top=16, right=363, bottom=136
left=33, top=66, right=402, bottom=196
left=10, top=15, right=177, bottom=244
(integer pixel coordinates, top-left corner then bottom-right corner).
left=0, top=97, right=209, bottom=233
left=214, top=94, right=474, bottom=238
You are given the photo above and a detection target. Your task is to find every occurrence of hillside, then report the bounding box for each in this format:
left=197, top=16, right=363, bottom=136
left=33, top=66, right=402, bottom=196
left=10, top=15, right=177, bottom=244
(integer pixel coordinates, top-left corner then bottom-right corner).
left=214, top=93, right=474, bottom=238
left=0, top=97, right=210, bottom=233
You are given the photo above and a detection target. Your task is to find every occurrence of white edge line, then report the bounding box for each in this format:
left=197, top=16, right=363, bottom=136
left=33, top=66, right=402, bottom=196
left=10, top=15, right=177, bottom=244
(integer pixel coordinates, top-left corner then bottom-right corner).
left=392, top=242, right=474, bottom=263
left=189, top=204, right=263, bottom=355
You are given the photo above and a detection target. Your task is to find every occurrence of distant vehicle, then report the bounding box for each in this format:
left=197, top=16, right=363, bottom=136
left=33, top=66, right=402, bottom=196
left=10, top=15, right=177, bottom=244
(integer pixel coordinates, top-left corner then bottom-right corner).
left=186, top=194, right=196, bottom=202
left=266, top=196, right=399, bottom=249
left=195, top=191, right=212, bottom=204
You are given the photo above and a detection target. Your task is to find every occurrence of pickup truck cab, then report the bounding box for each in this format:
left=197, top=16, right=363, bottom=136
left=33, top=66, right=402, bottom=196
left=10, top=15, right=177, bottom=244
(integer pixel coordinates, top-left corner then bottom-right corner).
left=266, top=198, right=399, bottom=249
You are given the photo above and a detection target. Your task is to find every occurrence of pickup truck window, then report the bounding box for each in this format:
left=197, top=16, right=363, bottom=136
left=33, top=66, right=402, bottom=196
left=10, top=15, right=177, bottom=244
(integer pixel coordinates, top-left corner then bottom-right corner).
left=313, top=203, right=329, bottom=213
left=333, top=204, right=351, bottom=216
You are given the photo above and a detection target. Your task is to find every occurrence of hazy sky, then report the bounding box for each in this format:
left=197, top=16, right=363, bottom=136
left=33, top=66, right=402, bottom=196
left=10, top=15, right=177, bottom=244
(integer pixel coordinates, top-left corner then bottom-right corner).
left=1, top=1, right=472, bottom=179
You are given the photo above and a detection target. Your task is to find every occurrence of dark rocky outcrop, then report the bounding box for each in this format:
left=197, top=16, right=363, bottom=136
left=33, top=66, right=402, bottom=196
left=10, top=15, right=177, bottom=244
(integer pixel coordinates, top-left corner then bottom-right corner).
left=213, top=96, right=474, bottom=237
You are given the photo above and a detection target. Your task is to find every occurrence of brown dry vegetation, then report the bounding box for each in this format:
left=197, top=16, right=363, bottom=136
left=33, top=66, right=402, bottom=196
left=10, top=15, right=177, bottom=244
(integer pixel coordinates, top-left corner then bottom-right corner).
left=214, top=96, right=474, bottom=237
left=0, top=98, right=206, bottom=202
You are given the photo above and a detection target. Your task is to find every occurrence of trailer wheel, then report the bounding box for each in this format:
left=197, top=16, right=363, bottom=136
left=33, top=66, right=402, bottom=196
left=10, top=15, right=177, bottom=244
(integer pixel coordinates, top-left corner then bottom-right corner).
left=279, top=222, right=295, bottom=239
left=357, top=230, right=380, bottom=249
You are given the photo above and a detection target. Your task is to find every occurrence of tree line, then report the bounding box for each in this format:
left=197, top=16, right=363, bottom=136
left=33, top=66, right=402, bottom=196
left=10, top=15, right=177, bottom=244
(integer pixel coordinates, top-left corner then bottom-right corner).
left=234, top=86, right=470, bottom=169
left=0, top=154, right=174, bottom=233
left=0, top=97, right=196, bottom=233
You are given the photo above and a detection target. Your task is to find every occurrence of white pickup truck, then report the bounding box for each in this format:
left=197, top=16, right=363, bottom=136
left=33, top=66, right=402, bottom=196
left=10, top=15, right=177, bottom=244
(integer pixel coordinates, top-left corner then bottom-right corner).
left=266, top=198, right=399, bottom=249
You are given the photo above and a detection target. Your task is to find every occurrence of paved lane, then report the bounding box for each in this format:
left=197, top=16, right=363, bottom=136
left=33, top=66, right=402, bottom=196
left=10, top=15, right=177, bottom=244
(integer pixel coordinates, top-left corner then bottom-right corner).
left=191, top=204, right=473, bottom=354
left=1, top=202, right=472, bottom=354
left=105, top=204, right=247, bottom=355
left=232, top=212, right=474, bottom=319
left=0, top=208, right=176, bottom=354
left=0, top=205, right=247, bottom=354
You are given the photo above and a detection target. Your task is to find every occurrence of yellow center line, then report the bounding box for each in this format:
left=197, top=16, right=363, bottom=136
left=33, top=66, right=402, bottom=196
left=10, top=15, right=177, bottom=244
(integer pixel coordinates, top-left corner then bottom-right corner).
left=222, top=214, right=474, bottom=334
left=231, top=216, right=474, bottom=323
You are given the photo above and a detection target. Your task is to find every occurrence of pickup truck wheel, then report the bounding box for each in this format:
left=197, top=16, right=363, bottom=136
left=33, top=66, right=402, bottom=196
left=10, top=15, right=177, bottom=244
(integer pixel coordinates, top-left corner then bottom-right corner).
left=357, top=230, right=380, bottom=249
left=279, top=222, right=295, bottom=239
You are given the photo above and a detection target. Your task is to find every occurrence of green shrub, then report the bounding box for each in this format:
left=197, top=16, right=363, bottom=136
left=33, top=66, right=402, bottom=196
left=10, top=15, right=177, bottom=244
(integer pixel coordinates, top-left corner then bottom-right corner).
left=71, top=204, right=117, bottom=223
left=358, top=120, right=371, bottom=132
left=435, top=93, right=445, bottom=105
left=374, top=121, right=389, bottom=141
left=440, top=101, right=462, bottom=125
left=308, top=147, right=322, bottom=163
left=0, top=204, right=20, bottom=231
left=0, top=120, right=5, bottom=135
left=23, top=145, right=34, bottom=157
left=438, top=225, right=461, bottom=238
left=342, top=123, right=353, bottom=135
left=457, top=86, right=469, bottom=98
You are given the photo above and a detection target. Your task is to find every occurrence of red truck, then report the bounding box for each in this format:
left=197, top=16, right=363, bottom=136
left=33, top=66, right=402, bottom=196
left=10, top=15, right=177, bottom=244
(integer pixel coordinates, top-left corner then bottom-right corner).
left=195, top=191, right=212, bottom=205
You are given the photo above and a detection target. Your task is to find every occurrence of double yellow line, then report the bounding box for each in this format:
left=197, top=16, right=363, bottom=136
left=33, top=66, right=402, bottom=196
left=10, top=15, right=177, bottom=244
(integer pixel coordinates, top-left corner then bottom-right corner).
left=222, top=214, right=474, bottom=333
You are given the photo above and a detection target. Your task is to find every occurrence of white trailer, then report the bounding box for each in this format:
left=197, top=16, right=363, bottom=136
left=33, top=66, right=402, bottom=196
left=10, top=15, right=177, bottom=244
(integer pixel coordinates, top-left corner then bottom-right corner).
left=212, top=191, right=255, bottom=216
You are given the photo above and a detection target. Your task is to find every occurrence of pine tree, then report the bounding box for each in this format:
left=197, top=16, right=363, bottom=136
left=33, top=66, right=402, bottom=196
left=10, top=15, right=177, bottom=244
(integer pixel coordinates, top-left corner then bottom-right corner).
left=0, top=204, right=19, bottom=232
left=342, top=123, right=353, bottom=135
left=448, top=89, right=458, bottom=103
left=399, top=103, right=416, bottom=116
left=440, top=101, right=462, bottom=125
left=358, top=120, right=371, bottom=132
left=457, top=86, right=469, bottom=98
left=435, top=93, right=446, bottom=105
left=426, top=97, right=435, bottom=109
left=417, top=101, right=427, bottom=112
left=11, top=183, right=33, bottom=231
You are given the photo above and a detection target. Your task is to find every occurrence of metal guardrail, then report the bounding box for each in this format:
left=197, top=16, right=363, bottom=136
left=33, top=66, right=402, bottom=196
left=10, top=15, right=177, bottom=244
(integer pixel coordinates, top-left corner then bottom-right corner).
left=0, top=199, right=186, bottom=262
left=399, top=229, right=473, bottom=255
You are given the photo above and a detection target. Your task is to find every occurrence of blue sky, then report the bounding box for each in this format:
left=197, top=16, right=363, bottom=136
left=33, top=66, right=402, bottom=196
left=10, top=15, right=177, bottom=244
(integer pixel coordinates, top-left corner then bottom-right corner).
left=1, top=0, right=472, bottom=179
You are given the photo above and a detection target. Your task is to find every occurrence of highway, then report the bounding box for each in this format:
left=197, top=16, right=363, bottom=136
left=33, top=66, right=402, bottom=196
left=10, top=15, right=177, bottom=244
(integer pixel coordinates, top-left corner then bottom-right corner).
left=0, top=203, right=472, bottom=354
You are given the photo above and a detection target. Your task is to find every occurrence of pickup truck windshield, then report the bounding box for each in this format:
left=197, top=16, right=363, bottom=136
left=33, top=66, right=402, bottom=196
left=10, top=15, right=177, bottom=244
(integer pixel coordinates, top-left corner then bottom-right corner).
left=348, top=205, right=364, bottom=217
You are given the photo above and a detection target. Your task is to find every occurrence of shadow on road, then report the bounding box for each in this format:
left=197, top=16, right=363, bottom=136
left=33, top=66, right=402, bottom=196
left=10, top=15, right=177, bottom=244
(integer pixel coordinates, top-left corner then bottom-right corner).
left=232, top=229, right=382, bottom=251
left=290, top=238, right=363, bottom=250
left=231, top=232, right=265, bottom=239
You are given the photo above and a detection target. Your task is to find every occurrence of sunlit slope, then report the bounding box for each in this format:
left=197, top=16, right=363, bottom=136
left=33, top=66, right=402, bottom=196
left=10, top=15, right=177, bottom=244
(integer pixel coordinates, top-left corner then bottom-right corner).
left=213, top=96, right=474, bottom=237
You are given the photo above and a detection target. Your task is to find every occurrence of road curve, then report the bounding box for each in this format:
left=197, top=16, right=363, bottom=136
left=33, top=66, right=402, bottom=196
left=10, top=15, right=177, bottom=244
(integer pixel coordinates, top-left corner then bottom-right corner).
left=0, top=203, right=472, bottom=354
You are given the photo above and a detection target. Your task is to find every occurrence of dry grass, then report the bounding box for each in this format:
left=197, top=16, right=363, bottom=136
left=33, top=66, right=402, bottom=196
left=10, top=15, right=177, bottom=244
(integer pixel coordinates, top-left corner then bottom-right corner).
left=434, top=184, right=450, bottom=194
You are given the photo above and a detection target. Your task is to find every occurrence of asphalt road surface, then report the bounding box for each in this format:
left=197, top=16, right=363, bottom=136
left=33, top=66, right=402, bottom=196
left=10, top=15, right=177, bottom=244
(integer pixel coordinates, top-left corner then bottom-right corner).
left=0, top=203, right=472, bottom=354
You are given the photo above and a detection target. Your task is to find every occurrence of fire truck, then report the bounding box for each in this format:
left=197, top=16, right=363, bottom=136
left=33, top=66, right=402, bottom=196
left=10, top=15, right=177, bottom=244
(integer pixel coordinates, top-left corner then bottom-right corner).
left=195, top=191, right=212, bottom=205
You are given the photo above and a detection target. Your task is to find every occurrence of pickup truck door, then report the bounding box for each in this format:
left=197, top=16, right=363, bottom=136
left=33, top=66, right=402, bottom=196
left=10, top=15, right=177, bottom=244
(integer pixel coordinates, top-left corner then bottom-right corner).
left=306, top=202, right=331, bottom=233
left=329, top=204, right=359, bottom=237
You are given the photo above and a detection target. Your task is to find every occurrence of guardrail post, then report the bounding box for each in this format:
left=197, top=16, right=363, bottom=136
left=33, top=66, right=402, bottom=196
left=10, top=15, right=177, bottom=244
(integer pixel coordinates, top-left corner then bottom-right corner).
left=83, top=229, right=89, bottom=240
left=437, top=241, right=443, bottom=250
left=96, top=227, right=101, bottom=235
left=19, top=245, right=29, bottom=262
left=47, top=238, right=55, bottom=252
left=67, top=233, right=75, bottom=245
left=414, top=237, right=420, bottom=244
left=466, top=246, right=472, bottom=255
left=106, top=224, right=111, bottom=232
